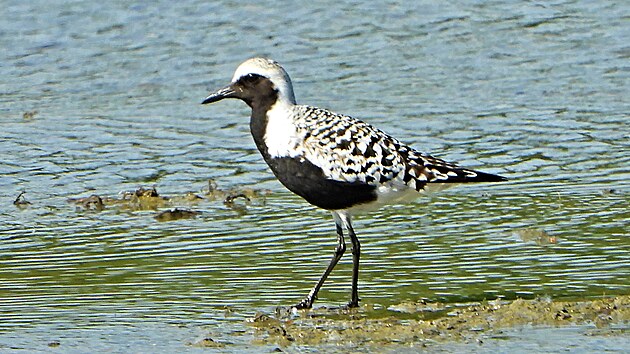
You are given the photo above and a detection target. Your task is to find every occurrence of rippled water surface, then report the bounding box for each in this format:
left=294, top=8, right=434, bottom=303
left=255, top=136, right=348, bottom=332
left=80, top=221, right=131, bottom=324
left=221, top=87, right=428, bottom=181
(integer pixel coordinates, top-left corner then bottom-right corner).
left=1, top=0, right=628, bottom=352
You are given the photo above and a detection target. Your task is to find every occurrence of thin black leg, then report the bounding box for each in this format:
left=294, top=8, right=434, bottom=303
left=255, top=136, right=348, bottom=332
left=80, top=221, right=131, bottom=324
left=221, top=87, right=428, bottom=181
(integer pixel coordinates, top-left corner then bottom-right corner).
left=294, top=217, right=346, bottom=309
left=347, top=221, right=360, bottom=308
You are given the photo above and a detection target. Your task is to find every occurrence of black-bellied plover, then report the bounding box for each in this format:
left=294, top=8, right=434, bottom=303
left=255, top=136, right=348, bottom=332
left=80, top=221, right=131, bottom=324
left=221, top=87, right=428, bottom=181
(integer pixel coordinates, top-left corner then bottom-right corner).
left=202, top=58, right=507, bottom=309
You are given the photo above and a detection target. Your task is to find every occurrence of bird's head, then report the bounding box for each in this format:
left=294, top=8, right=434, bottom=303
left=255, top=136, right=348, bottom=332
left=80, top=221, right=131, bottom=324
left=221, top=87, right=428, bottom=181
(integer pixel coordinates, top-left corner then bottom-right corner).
left=202, top=58, right=296, bottom=108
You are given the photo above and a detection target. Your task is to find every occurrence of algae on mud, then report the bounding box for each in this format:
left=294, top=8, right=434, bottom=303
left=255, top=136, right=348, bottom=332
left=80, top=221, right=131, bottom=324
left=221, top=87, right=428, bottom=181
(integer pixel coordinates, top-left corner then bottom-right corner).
left=65, top=181, right=270, bottom=218
left=240, top=295, right=629, bottom=348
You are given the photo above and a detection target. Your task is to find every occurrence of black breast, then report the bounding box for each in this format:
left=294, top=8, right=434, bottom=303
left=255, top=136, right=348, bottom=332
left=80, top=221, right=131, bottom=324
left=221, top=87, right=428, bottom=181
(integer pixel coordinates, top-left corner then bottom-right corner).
left=265, top=156, right=377, bottom=210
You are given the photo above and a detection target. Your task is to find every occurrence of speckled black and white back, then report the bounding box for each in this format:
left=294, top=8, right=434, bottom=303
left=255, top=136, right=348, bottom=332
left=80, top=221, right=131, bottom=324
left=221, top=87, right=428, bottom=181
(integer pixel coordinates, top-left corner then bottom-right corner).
left=287, top=105, right=499, bottom=210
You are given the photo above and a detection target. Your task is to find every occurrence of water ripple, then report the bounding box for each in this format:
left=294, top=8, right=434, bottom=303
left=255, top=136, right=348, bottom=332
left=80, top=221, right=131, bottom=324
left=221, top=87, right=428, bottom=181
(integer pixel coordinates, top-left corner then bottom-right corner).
left=1, top=0, right=629, bottom=351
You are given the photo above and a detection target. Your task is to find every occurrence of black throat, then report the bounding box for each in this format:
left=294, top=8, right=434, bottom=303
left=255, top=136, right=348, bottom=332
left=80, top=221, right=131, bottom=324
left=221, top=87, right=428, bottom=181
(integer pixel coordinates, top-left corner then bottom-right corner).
left=245, top=78, right=278, bottom=160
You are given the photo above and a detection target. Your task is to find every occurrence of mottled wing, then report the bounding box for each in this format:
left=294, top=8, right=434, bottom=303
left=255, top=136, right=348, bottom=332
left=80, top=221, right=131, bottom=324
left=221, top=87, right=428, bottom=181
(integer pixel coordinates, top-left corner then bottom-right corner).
left=295, top=106, right=504, bottom=192
left=297, top=106, right=406, bottom=185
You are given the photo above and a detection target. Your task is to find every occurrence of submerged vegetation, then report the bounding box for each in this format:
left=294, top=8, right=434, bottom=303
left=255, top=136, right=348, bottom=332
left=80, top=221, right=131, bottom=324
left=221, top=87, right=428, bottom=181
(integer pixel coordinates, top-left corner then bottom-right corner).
left=61, top=180, right=271, bottom=219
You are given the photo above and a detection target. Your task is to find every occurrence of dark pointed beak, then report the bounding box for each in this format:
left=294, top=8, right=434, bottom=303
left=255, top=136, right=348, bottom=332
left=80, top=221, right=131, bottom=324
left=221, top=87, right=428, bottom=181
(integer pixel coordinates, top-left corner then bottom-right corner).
left=201, top=84, right=237, bottom=104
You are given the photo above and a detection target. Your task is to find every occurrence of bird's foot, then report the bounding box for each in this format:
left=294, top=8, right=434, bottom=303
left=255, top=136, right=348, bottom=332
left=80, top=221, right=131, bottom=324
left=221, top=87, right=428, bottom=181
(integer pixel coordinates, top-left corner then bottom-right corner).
left=292, top=296, right=314, bottom=310
left=345, top=299, right=360, bottom=309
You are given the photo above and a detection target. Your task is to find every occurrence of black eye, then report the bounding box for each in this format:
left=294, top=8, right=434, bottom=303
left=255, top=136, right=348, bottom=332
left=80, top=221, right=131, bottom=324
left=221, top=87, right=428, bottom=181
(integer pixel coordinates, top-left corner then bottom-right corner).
left=240, top=73, right=263, bottom=84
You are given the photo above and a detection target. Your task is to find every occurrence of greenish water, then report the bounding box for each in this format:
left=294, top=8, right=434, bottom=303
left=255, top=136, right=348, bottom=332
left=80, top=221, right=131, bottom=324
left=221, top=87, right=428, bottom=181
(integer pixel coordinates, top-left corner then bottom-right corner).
left=1, top=0, right=628, bottom=352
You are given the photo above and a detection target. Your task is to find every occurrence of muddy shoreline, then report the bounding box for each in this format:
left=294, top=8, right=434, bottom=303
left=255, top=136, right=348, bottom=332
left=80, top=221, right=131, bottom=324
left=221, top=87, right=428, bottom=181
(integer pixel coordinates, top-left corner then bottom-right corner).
left=196, top=295, right=629, bottom=349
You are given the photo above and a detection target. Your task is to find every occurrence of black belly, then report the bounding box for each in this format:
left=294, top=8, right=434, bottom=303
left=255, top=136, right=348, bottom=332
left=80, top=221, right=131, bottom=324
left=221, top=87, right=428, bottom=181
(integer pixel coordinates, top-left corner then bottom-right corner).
left=264, top=156, right=377, bottom=210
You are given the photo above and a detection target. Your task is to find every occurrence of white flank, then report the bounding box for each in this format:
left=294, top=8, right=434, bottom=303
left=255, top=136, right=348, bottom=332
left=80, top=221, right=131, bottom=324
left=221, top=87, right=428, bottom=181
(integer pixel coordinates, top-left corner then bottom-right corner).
left=347, top=181, right=418, bottom=214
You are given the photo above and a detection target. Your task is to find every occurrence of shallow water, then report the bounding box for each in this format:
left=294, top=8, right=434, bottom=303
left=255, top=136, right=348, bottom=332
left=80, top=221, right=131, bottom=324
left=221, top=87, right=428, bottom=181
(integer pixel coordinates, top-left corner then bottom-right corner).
left=1, top=0, right=628, bottom=351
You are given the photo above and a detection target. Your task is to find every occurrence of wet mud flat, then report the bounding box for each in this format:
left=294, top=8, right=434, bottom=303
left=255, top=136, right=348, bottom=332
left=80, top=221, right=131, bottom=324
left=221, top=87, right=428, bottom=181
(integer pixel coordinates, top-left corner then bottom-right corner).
left=60, top=180, right=270, bottom=218
left=197, top=295, right=629, bottom=351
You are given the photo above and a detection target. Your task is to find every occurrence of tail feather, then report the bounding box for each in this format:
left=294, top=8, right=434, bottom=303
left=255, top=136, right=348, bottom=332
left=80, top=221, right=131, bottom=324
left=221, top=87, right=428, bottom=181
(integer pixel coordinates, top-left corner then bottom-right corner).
left=405, top=153, right=507, bottom=187
left=463, top=169, right=508, bottom=182
left=423, top=164, right=507, bottom=183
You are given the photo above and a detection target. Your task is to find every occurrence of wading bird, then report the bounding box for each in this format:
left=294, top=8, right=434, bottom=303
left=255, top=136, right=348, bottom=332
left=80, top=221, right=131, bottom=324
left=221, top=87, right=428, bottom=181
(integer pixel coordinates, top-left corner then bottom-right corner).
left=202, top=58, right=506, bottom=309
